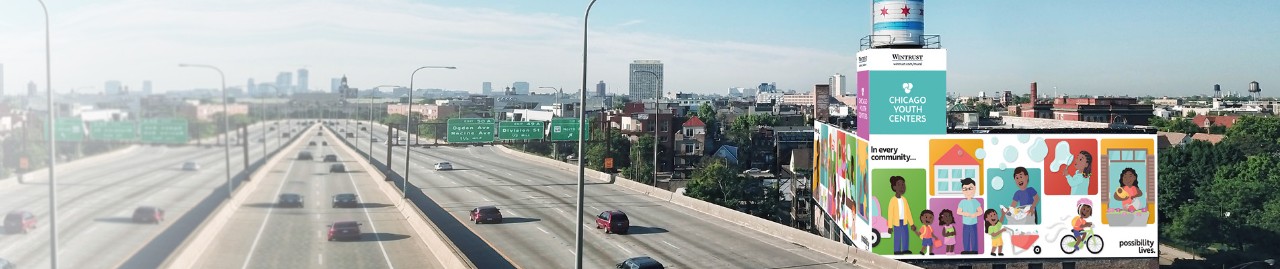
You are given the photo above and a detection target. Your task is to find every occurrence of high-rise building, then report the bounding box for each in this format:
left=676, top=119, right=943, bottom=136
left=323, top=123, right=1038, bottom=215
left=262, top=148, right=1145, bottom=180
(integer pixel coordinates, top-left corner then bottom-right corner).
left=143, top=80, right=153, bottom=95
left=331, top=78, right=341, bottom=93
left=105, top=80, right=123, bottom=95
left=27, top=81, right=37, bottom=96
left=482, top=82, right=493, bottom=95
left=276, top=72, right=293, bottom=95
left=757, top=82, right=777, bottom=93
left=629, top=60, right=663, bottom=100
left=247, top=78, right=256, bottom=96
left=297, top=68, right=310, bottom=93
left=512, top=82, right=530, bottom=95
left=830, top=73, right=846, bottom=97
left=596, top=81, right=606, bottom=97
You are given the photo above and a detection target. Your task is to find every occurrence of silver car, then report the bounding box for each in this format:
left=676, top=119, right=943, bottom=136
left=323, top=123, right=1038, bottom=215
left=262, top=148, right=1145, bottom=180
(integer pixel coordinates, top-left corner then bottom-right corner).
left=182, top=161, right=200, bottom=171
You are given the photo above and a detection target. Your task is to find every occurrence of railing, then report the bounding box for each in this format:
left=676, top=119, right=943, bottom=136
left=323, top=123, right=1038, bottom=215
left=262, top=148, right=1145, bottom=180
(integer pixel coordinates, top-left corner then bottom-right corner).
left=859, top=34, right=942, bottom=51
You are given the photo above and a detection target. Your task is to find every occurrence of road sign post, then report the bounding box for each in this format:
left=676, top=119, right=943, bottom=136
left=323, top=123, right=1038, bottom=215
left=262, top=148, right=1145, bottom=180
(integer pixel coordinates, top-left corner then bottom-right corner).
left=446, top=118, right=496, bottom=143
left=498, top=121, right=545, bottom=140
left=550, top=118, right=588, bottom=141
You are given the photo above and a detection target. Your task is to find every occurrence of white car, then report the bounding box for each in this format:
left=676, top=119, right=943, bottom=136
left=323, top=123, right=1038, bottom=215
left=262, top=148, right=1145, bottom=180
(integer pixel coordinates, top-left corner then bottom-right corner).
left=434, top=162, right=453, bottom=171
left=182, top=161, right=201, bottom=171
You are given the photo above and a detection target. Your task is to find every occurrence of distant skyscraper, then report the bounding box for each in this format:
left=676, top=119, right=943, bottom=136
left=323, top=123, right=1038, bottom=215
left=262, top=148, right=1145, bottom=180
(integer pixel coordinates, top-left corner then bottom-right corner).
left=297, top=68, right=310, bottom=93
left=757, top=82, right=777, bottom=93
left=629, top=60, right=663, bottom=100
left=276, top=72, right=293, bottom=95
left=143, top=80, right=153, bottom=95
left=482, top=82, right=493, bottom=95
left=331, top=78, right=341, bottom=93
left=830, top=74, right=846, bottom=97
left=596, top=81, right=606, bottom=97
left=105, top=80, right=123, bottom=95
left=27, top=81, right=37, bottom=96
left=512, top=81, right=530, bottom=95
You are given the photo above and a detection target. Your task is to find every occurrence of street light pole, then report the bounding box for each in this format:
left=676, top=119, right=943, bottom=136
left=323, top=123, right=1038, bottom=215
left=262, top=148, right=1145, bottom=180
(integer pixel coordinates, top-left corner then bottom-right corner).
left=180, top=64, right=233, bottom=200
left=404, top=66, right=455, bottom=199
left=366, top=85, right=400, bottom=163
left=634, top=70, right=661, bottom=188
left=539, top=86, right=564, bottom=159
left=578, top=1, right=597, bottom=268
left=35, top=1, right=59, bottom=267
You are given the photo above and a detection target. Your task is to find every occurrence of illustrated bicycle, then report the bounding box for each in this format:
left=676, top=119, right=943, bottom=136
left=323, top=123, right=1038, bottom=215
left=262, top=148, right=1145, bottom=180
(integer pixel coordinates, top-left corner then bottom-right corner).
left=1059, top=227, right=1104, bottom=254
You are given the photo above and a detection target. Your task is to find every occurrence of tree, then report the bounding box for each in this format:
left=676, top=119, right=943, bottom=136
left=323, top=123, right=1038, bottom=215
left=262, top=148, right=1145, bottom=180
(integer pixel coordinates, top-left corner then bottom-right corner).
left=382, top=114, right=407, bottom=126
left=586, top=129, right=630, bottom=171
left=1207, top=124, right=1228, bottom=135
left=1186, top=110, right=1198, bottom=118
left=685, top=158, right=745, bottom=208
left=626, top=135, right=655, bottom=184
left=1160, top=118, right=1203, bottom=134
left=974, top=103, right=992, bottom=117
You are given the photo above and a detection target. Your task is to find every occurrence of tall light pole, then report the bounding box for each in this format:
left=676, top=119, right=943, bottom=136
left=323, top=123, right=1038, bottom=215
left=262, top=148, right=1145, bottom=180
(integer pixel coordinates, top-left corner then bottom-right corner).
left=35, top=1, right=58, bottom=267
left=539, top=86, right=564, bottom=159
left=634, top=70, right=661, bottom=188
left=404, top=66, right=455, bottom=199
left=180, top=64, right=233, bottom=199
left=366, top=85, right=400, bottom=163
left=578, top=1, right=597, bottom=268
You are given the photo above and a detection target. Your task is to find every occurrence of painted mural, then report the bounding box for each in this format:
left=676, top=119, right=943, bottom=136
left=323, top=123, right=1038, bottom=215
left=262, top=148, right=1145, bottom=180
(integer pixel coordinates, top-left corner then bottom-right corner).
left=813, top=121, right=1158, bottom=260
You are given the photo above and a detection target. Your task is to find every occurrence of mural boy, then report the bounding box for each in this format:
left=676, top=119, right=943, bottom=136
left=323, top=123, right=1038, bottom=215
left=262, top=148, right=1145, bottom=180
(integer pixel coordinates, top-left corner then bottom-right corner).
left=1113, top=167, right=1144, bottom=212
left=914, top=210, right=939, bottom=255
left=1072, top=198, right=1095, bottom=252
left=1010, top=167, right=1040, bottom=221
left=957, top=178, right=982, bottom=254
left=1060, top=150, right=1094, bottom=195
left=886, top=175, right=915, bottom=255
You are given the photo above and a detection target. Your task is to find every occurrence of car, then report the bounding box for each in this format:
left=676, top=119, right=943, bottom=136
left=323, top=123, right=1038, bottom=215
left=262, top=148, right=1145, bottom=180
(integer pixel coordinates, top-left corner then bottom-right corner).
left=257, top=138, right=265, bottom=142
left=329, top=164, right=346, bottom=173
left=322, top=141, right=328, bottom=146
left=269, top=127, right=275, bottom=131
left=470, top=206, right=503, bottom=224
left=434, top=162, right=453, bottom=170
left=132, top=206, right=165, bottom=224
left=326, top=221, right=362, bottom=241
left=323, top=154, right=339, bottom=162
left=361, top=127, right=367, bottom=131
left=0, top=258, right=13, bottom=269
left=317, top=132, right=324, bottom=136
left=4, top=210, right=36, bottom=234
left=743, top=168, right=762, bottom=174
left=308, top=141, right=317, bottom=146
left=595, top=210, right=630, bottom=234
left=332, top=193, right=358, bottom=208
left=278, top=193, right=304, bottom=208
left=616, top=256, right=665, bottom=269
left=371, top=137, right=381, bottom=142
left=182, top=161, right=200, bottom=171
left=282, top=132, right=291, bottom=138
left=297, top=151, right=314, bottom=160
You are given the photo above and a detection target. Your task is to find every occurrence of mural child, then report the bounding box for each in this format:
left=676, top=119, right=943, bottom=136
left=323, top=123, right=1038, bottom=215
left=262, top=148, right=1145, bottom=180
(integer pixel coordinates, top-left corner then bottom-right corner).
left=1113, top=168, right=1144, bottom=212
left=984, top=208, right=1008, bottom=256
left=914, top=210, right=939, bottom=255
left=956, top=178, right=982, bottom=254
left=1010, top=167, right=1040, bottom=221
left=939, top=209, right=957, bottom=255
left=1060, top=150, right=1094, bottom=195
left=1071, top=198, right=1095, bottom=252
left=886, top=175, right=916, bottom=255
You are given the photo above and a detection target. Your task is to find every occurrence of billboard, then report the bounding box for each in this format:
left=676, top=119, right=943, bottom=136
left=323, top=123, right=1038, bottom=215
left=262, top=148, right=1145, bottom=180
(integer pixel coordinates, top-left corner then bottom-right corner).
left=813, top=121, right=1157, bottom=259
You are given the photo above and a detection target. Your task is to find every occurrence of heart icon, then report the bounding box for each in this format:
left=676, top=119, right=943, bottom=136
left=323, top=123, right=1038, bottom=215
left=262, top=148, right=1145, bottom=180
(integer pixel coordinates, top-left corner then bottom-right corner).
left=902, top=83, right=913, bottom=94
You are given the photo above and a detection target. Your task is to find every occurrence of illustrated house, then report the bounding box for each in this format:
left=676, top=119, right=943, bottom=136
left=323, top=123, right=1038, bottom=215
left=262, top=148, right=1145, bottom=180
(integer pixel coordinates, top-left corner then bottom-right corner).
left=933, top=144, right=980, bottom=195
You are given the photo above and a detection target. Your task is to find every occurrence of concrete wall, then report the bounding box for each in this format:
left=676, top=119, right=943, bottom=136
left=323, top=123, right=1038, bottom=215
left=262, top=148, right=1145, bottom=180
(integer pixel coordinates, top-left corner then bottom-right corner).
left=493, top=145, right=921, bottom=269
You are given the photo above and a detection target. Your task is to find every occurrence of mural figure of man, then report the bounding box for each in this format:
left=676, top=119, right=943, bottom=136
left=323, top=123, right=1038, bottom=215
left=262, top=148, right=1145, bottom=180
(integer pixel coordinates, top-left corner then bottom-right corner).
left=886, top=176, right=915, bottom=255
left=956, top=178, right=982, bottom=254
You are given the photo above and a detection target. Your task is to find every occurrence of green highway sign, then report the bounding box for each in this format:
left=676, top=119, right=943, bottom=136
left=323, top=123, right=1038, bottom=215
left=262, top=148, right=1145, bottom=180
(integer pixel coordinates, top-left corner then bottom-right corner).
left=498, top=121, right=544, bottom=140
left=48, top=118, right=85, bottom=142
left=89, top=121, right=137, bottom=141
left=140, top=118, right=190, bottom=144
left=446, top=118, right=495, bottom=143
left=549, top=118, right=588, bottom=141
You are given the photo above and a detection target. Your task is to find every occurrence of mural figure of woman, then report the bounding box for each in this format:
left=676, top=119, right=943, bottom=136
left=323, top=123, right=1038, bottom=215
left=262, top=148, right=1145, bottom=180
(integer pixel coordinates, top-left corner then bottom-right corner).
left=1060, top=150, right=1093, bottom=195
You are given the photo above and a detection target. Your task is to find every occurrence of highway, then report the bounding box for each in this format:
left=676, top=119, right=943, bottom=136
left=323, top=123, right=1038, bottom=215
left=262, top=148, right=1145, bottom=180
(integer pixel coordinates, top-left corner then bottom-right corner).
left=0, top=121, right=284, bottom=269
left=351, top=121, right=858, bottom=268
left=190, top=124, right=444, bottom=269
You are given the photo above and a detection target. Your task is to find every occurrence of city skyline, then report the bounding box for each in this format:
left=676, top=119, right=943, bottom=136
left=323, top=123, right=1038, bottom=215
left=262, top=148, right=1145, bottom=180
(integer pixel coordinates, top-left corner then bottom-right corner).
left=0, top=1, right=1277, bottom=97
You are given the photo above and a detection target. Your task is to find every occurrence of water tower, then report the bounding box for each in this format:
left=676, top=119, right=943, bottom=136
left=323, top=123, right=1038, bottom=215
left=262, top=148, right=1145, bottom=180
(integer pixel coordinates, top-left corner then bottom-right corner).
left=1248, top=81, right=1261, bottom=99
left=1214, top=84, right=1221, bottom=98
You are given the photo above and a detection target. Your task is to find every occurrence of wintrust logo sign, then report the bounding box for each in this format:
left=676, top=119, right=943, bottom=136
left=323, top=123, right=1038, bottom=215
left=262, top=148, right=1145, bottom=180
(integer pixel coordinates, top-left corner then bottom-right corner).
left=891, top=54, right=924, bottom=66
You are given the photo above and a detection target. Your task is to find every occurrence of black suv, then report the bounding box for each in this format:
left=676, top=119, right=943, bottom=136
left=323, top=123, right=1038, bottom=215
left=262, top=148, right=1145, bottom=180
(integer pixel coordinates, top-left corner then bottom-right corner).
left=132, top=206, right=165, bottom=224
left=278, top=193, right=304, bottom=208
left=323, top=154, right=339, bottom=162
left=297, top=151, right=313, bottom=160
left=617, top=256, right=664, bottom=269
left=331, top=194, right=358, bottom=208
left=329, top=164, right=346, bottom=173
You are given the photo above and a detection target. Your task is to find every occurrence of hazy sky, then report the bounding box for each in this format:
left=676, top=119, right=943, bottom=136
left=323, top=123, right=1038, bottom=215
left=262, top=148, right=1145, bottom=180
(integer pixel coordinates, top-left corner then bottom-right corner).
left=1, top=0, right=1277, bottom=97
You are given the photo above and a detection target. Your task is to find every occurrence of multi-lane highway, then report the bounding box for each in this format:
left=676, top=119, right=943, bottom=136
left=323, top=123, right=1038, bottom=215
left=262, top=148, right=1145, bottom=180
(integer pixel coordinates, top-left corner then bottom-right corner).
left=351, top=122, right=858, bottom=268
left=190, top=124, right=444, bottom=269
left=0, top=121, right=285, bottom=269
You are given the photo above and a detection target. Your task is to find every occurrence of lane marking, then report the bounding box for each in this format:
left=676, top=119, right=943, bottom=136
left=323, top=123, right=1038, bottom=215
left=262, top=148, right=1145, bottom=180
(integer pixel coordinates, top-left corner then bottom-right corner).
left=239, top=153, right=302, bottom=269
left=342, top=163, right=396, bottom=269
left=537, top=227, right=551, bottom=234
left=318, top=254, right=323, bottom=265
left=662, top=240, right=680, bottom=250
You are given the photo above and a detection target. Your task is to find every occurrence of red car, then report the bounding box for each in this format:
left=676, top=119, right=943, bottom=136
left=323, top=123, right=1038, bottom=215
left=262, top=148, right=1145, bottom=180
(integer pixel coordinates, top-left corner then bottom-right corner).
left=327, top=221, right=362, bottom=241
left=470, top=206, right=503, bottom=224
left=595, top=210, right=630, bottom=234
left=3, top=210, right=36, bottom=234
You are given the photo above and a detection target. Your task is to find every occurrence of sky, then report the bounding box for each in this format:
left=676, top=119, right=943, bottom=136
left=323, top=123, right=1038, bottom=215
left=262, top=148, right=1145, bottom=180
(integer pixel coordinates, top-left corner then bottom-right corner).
left=1, top=0, right=1277, bottom=97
